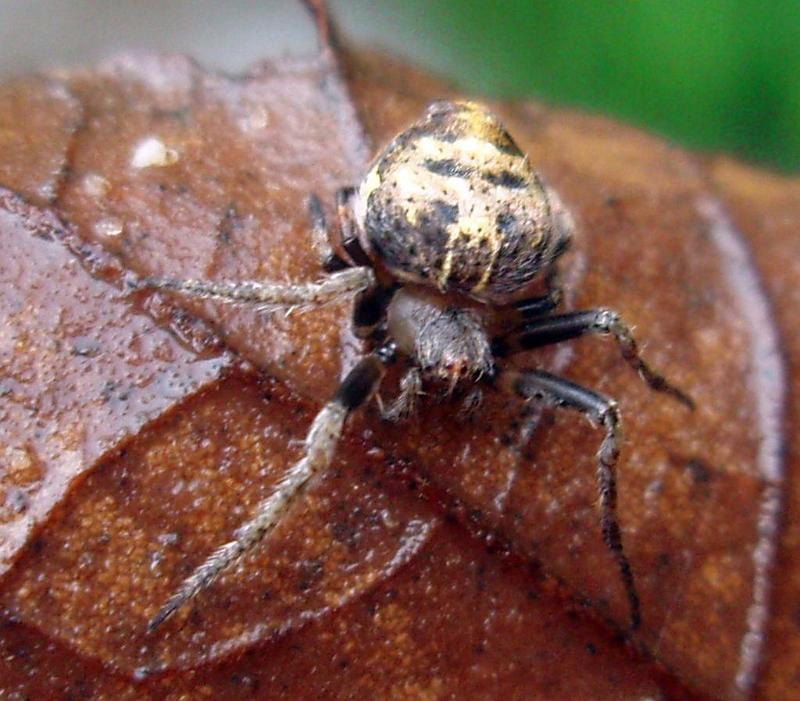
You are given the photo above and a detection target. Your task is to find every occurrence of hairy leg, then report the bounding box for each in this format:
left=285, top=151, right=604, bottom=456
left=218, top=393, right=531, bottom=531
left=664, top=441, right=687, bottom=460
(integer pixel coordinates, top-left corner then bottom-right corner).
left=378, top=367, right=422, bottom=422
left=497, top=367, right=640, bottom=629
left=130, top=266, right=375, bottom=313
left=493, top=308, right=694, bottom=409
left=147, top=343, right=397, bottom=633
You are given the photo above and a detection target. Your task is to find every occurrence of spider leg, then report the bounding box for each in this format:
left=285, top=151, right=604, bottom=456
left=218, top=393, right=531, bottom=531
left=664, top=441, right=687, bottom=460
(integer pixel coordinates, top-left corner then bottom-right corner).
left=130, top=266, right=375, bottom=312
left=498, top=264, right=564, bottom=328
left=493, top=308, right=694, bottom=409
left=378, top=367, right=422, bottom=422
left=308, top=192, right=348, bottom=272
left=508, top=287, right=563, bottom=321
left=497, top=368, right=640, bottom=630
left=147, top=342, right=397, bottom=633
left=310, top=187, right=373, bottom=272
left=334, top=186, right=373, bottom=268
left=353, top=282, right=397, bottom=340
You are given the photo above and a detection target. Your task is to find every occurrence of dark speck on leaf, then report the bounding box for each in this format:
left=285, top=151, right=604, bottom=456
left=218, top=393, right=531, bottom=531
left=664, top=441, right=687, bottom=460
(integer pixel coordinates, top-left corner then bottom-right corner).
left=686, top=458, right=712, bottom=484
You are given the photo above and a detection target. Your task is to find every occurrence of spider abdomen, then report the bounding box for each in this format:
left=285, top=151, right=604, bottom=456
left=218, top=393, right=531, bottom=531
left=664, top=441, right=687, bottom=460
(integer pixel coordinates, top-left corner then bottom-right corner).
left=355, top=101, right=572, bottom=304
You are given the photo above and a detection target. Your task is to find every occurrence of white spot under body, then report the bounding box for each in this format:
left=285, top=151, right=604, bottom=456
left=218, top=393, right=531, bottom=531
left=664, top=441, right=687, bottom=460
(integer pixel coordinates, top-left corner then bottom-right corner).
left=131, top=136, right=179, bottom=169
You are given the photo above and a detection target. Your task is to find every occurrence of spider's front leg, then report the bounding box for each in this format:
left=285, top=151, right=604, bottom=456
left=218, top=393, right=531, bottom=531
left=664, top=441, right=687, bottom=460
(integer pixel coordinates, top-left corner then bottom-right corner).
left=129, top=266, right=376, bottom=312
left=131, top=189, right=378, bottom=311
left=493, top=308, right=694, bottom=409
left=497, top=368, right=640, bottom=630
left=147, top=342, right=397, bottom=633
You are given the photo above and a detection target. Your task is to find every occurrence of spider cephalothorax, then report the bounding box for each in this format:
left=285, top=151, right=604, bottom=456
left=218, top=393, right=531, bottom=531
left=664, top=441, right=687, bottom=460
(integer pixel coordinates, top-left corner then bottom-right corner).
left=139, top=100, right=693, bottom=634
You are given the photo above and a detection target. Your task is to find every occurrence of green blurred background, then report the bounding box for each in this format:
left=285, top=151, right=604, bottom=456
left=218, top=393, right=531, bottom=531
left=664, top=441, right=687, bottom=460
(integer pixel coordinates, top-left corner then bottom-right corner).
left=335, top=1, right=800, bottom=172
left=0, top=1, right=796, bottom=171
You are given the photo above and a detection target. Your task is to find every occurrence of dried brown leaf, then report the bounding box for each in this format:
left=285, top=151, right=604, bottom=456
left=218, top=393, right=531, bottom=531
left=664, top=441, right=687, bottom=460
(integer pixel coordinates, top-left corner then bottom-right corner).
left=0, top=4, right=796, bottom=700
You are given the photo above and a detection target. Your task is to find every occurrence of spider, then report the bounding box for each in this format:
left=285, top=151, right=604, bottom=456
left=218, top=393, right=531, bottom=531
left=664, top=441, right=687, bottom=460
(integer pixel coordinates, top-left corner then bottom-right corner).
left=138, top=100, right=693, bottom=634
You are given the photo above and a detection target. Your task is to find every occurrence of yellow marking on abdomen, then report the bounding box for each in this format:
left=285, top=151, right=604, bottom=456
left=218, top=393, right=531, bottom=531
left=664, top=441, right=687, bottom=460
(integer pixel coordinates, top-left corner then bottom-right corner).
left=439, top=216, right=501, bottom=291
